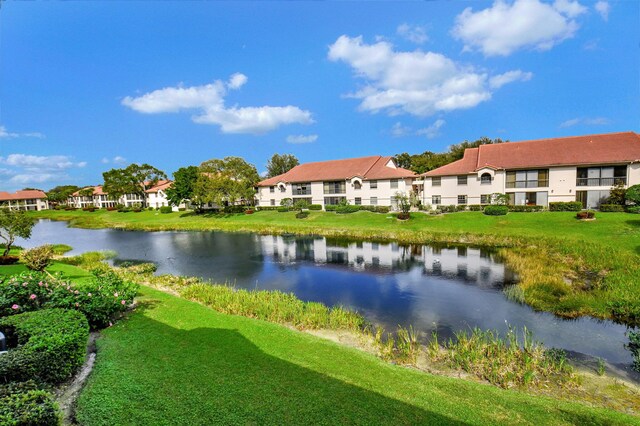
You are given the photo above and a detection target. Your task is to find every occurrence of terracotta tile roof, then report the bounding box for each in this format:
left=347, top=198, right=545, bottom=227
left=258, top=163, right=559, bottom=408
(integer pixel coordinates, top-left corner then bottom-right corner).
left=71, top=186, right=107, bottom=197
left=257, top=156, right=416, bottom=186
left=425, top=132, right=640, bottom=177
left=145, top=180, right=173, bottom=193
left=0, top=190, right=47, bottom=201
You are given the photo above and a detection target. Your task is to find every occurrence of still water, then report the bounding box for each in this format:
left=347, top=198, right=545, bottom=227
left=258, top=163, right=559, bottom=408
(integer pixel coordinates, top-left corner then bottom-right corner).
left=19, top=220, right=633, bottom=365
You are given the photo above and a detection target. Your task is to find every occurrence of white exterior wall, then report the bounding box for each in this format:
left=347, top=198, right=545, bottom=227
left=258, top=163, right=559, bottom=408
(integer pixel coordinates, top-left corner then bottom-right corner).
left=1, top=198, right=49, bottom=211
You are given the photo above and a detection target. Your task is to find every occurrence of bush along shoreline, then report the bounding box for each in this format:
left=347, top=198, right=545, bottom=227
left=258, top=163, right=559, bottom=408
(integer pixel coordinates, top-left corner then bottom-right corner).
left=114, top=262, right=640, bottom=414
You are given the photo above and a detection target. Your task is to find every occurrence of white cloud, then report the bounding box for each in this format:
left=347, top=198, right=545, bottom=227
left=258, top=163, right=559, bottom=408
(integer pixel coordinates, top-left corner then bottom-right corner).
left=489, top=70, right=533, bottom=89
left=594, top=1, right=610, bottom=21
left=560, top=116, right=610, bottom=127
left=391, top=122, right=412, bottom=138
left=397, top=23, right=428, bottom=44
left=102, top=156, right=127, bottom=165
left=0, top=125, right=45, bottom=139
left=328, top=35, right=530, bottom=117
left=452, top=0, right=587, bottom=57
left=286, top=134, right=318, bottom=144
left=122, top=74, right=313, bottom=135
left=0, top=154, right=86, bottom=188
left=416, top=119, right=446, bottom=139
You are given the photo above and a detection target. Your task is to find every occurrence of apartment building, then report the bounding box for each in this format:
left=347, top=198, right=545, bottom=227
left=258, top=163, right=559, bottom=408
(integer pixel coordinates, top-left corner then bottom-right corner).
left=0, top=190, right=49, bottom=211
left=68, top=180, right=181, bottom=209
left=417, top=132, right=640, bottom=209
left=256, top=156, right=416, bottom=209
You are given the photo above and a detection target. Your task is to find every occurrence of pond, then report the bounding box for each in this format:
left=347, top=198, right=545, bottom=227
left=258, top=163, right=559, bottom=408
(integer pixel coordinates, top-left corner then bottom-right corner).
left=18, top=219, right=633, bottom=366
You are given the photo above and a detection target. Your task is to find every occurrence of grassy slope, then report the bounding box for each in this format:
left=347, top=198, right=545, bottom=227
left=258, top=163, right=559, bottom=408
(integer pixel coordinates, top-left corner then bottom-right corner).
left=76, top=286, right=636, bottom=426
left=31, top=210, right=640, bottom=324
left=0, top=261, right=94, bottom=283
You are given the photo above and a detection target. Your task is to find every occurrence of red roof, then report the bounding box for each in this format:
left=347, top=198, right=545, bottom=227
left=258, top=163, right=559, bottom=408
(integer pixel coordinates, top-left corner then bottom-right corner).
left=0, top=190, right=47, bottom=201
left=146, top=180, right=173, bottom=193
left=425, top=132, right=640, bottom=177
left=71, top=186, right=107, bottom=197
left=258, top=156, right=415, bottom=186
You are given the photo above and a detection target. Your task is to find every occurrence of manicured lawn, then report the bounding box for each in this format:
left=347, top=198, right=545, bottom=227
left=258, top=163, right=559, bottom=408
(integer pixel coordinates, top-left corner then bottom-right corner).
left=0, top=261, right=94, bottom=284
left=30, top=209, right=640, bottom=325
left=76, top=286, right=636, bottom=425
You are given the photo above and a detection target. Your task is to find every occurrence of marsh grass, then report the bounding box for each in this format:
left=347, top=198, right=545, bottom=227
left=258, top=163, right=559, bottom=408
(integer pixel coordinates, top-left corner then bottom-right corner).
left=428, top=326, right=577, bottom=389
left=59, top=250, right=117, bottom=269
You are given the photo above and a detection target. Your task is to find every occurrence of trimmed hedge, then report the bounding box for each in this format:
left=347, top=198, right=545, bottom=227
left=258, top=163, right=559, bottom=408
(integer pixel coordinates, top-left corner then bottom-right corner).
left=0, top=309, right=89, bottom=384
left=0, top=381, right=60, bottom=426
left=626, top=206, right=640, bottom=214
left=484, top=205, right=509, bottom=216
left=256, top=206, right=279, bottom=211
left=507, top=205, right=544, bottom=212
left=549, top=202, right=582, bottom=212
left=222, top=205, right=247, bottom=214
left=336, top=205, right=360, bottom=214
left=374, top=206, right=390, bottom=214
left=324, top=205, right=337, bottom=212
left=309, top=204, right=322, bottom=210
left=599, top=204, right=625, bottom=212
left=440, top=205, right=457, bottom=213
left=468, top=205, right=483, bottom=211
left=277, top=207, right=290, bottom=213
left=159, top=206, right=173, bottom=214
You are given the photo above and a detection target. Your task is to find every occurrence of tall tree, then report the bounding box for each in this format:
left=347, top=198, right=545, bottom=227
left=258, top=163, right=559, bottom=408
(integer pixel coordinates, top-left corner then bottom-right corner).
left=0, top=208, right=36, bottom=257
left=46, top=185, right=80, bottom=205
left=103, top=163, right=166, bottom=206
left=165, top=166, right=199, bottom=207
left=266, top=153, right=299, bottom=178
left=193, top=157, right=259, bottom=207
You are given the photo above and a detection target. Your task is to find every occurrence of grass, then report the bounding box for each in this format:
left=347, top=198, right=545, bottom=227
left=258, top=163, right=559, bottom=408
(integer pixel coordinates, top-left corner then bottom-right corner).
left=75, top=286, right=638, bottom=425
left=30, top=209, right=640, bottom=326
left=0, top=261, right=94, bottom=284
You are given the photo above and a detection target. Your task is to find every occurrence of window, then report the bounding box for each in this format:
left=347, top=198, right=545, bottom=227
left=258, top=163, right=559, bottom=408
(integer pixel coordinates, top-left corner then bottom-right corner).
left=480, top=173, right=492, bottom=184
left=293, top=182, right=311, bottom=195
left=354, top=197, right=362, bottom=205
left=370, top=197, right=378, bottom=206
left=506, top=169, right=549, bottom=188
left=457, top=195, right=467, bottom=205
left=431, top=195, right=441, bottom=205
left=323, top=181, right=346, bottom=194
left=369, top=180, right=378, bottom=189
left=270, top=186, right=275, bottom=193
left=279, top=185, right=286, bottom=193
left=480, top=194, right=491, bottom=204
left=324, top=196, right=346, bottom=205
left=457, top=175, right=467, bottom=185
left=577, top=166, right=626, bottom=187
left=354, top=181, right=362, bottom=190
left=390, top=179, right=398, bottom=189
left=270, top=199, right=275, bottom=206
left=431, top=177, right=441, bottom=186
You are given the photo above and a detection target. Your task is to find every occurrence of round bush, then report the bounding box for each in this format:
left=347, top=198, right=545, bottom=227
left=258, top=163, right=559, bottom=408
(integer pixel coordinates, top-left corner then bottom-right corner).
left=483, top=205, right=508, bottom=216
left=0, top=309, right=89, bottom=384
left=626, top=184, right=640, bottom=205
left=159, top=206, right=173, bottom=214
left=0, top=381, right=60, bottom=426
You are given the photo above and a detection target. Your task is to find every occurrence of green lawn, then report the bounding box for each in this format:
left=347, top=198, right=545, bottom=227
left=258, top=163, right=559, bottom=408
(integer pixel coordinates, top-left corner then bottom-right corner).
left=75, top=286, right=637, bottom=426
left=30, top=209, right=640, bottom=325
left=0, top=261, right=94, bottom=283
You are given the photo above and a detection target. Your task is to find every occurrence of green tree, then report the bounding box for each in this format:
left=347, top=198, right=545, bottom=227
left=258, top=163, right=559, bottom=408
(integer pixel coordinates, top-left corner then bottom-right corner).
left=608, top=181, right=626, bottom=205
left=626, top=184, right=640, bottom=205
left=266, top=154, right=299, bottom=178
left=165, top=166, right=199, bottom=207
left=103, top=163, right=166, bottom=207
left=78, top=187, right=95, bottom=198
left=46, top=185, right=80, bottom=205
left=0, top=208, right=36, bottom=256
left=193, top=157, right=259, bottom=208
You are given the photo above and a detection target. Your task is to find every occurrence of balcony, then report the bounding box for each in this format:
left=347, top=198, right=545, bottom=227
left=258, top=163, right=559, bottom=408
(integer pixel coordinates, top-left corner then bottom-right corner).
left=576, top=177, right=626, bottom=187
left=506, top=180, right=549, bottom=189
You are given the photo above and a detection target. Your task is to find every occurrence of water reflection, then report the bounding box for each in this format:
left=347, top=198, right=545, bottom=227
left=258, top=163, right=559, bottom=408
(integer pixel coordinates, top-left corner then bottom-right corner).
left=17, top=220, right=633, bottom=365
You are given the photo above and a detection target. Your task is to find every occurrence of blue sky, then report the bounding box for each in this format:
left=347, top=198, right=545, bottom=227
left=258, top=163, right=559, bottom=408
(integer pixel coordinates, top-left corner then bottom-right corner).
left=0, top=0, right=638, bottom=191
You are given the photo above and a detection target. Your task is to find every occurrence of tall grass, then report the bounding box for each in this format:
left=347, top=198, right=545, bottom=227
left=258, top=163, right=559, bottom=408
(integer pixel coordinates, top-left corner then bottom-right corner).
left=428, top=325, right=577, bottom=389
left=59, top=250, right=117, bottom=269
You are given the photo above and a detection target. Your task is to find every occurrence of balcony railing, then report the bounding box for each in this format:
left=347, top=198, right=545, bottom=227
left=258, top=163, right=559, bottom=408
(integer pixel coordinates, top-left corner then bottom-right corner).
left=506, top=180, right=549, bottom=189
left=576, top=177, right=626, bottom=187
left=293, top=189, right=312, bottom=195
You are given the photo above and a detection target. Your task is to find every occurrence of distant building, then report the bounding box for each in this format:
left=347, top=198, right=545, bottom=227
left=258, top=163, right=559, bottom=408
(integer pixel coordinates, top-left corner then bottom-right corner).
left=416, top=132, right=640, bottom=209
left=0, top=190, right=49, bottom=211
left=68, top=180, right=183, bottom=209
left=256, top=155, right=416, bottom=209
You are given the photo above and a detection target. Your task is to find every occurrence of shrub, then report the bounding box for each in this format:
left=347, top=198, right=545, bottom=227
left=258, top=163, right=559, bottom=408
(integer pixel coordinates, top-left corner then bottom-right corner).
left=358, top=205, right=375, bottom=212
left=484, top=205, right=508, bottom=216
left=222, top=205, right=247, bottom=214
left=296, top=211, right=309, bottom=219
left=440, top=205, right=456, bottom=213
left=549, top=202, right=582, bottom=211
left=626, top=184, right=640, bottom=205
left=82, top=206, right=96, bottom=212
left=507, top=205, right=544, bottom=212
left=178, top=207, right=186, bottom=211
left=255, top=206, right=279, bottom=211
left=20, top=245, right=54, bottom=272
left=396, top=212, right=410, bottom=220
left=374, top=206, right=390, bottom=214
left=159, top=206, right=173, bottom=214
left=324, top=205, right=337, bottom=212
left=0, top=270, right=138, bottom=329
left=244, top=209, right=254, bottom=214
left=117, top=206, right=131, bottom=213
left=576, top=211, right=595, bottom=220
left=468, top=204, right=483, bottom=211
left=628, top=330, right=640, bottom=373
left=599, top=204, right=625, bottom=212
left=276, top=207, right=289, bottom=213
left=279, top=198, right=293, bottom=208
left=455, top=205, right=468, bottom=212
left=626, top=206, right=640, bottom=214
left=335, top=205, right=360, bottom=214
left=308, top=204, right=322, bottom=210
left=0, top=381, right=60, bottom=426
left=0, top=308, right=89, bottom=384
left=106, top=206, right=117, bottom=211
